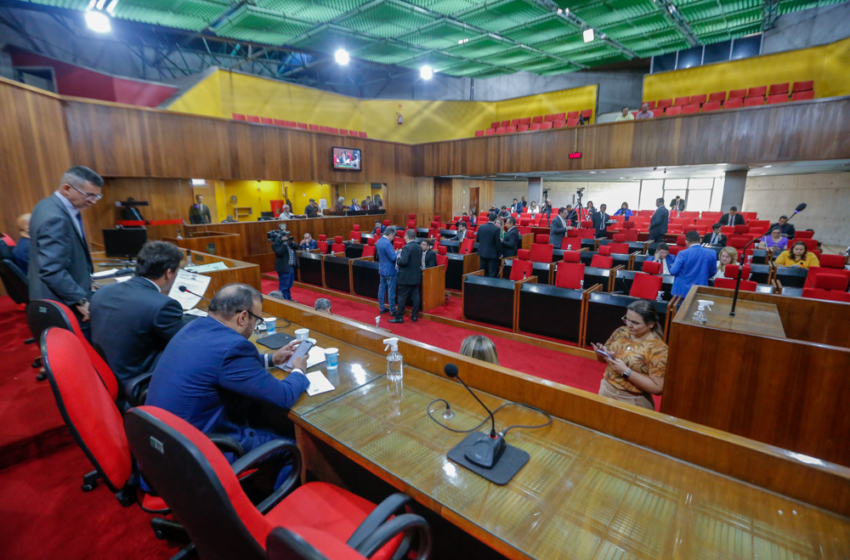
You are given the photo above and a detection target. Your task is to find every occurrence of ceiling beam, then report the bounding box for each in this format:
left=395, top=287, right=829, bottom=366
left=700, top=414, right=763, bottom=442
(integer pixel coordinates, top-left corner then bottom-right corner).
left=652, top=0, right=700, bottom=47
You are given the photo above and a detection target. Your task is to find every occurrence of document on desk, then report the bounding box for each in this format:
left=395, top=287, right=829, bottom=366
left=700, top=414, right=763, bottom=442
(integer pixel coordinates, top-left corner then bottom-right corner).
left=305, top=371, right=334, bottom=396
left=185, top=262, right=228, bottom=274
left=168, top=269, right=212, bottom=310
left=92, top=268, right=118, bottom=279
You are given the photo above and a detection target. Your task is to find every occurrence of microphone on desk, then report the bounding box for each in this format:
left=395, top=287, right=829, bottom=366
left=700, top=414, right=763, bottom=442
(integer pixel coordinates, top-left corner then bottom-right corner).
left=178, top=285, right=210, bottom=302
left=444, top=363, right=506, bottom=468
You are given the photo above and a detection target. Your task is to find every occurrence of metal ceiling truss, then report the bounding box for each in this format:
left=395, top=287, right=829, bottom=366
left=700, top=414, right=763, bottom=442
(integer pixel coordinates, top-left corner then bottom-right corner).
left=14, top=0, right=850, bottom=79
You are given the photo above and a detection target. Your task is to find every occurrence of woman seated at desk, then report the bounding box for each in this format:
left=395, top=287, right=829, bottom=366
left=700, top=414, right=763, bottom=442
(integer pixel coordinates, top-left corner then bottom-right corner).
left=613, top=202, right=633, bottom=221
left=760, top=227, right=788, bottom=252
left=775, top=241, right=820, bottom=269
left=712, top=246, right=738, bottom=279
left=592, top=300, right=666, bottom=411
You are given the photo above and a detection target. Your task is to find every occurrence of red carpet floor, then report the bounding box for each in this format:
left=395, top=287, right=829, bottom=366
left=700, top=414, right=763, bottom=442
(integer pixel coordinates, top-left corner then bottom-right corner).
left=262, top=279, right=610, bottom=396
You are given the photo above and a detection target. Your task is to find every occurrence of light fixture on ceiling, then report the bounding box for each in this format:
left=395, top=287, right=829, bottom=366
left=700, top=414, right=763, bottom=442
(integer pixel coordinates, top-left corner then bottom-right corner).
left=420, top=65, right=433, bottom=80
left=334, top=49, right=350, bottom=65
left=85, top=5, right=111, bottom=33
left=583, top=28, right=594, bottom=43
left=190, top=179, right=206, bottom=186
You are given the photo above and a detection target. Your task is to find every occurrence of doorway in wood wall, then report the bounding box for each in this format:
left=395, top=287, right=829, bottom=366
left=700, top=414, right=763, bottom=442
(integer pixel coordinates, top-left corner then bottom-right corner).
left=469, top=187, right=479, bottom=217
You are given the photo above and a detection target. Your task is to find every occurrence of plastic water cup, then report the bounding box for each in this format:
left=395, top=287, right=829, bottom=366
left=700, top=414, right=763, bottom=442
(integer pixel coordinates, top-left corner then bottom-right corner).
left=265, top=318, right=276, bottom=335
left=295, top=328, right=309, bottom=341
left=324, top=348, right=339, bottom=370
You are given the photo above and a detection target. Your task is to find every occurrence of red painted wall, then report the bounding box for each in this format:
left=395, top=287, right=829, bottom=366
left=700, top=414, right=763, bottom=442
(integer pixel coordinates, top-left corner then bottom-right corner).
left=9, top=48, right=177, bottom=108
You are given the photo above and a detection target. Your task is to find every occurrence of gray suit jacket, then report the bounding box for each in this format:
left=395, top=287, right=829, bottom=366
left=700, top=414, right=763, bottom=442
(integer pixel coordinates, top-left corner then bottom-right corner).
left=549, top=215, right=568, bottom=248
left=28, top=194, right=93, bottom=306
left=649, top=206, right=669, bottom=240
left=90, top=275, right=188, bottom=383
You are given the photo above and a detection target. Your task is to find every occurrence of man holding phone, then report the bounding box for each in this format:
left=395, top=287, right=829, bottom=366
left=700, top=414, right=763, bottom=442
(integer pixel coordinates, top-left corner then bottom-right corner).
left=146, top=283, right=309, bottom=487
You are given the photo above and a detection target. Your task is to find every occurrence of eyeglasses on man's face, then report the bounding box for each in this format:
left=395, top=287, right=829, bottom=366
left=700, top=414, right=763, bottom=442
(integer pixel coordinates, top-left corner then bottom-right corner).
left=245, top=309, right=265, bottom=325
left=68, top=183, right=103, bottom=201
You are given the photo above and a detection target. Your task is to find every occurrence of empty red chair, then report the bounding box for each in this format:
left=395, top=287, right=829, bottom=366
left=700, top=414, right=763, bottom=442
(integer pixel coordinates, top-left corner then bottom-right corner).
left=561, top=238, right=581, bottom=250
left=561, top=251, right=581, bottom=263
left=702, top=100, right=721, bottom=112
left=748, top=86, right=767, bottom=98
left=665, top=106, right=682, bottom=116
left=393, top=238, right=404, bottom=251
left=792, top=90, right=814, bottom=101
left=724, top=264, right=751, bottom=280
left=668, top=246, right=683, bottom=256
left=769, top=83, right=789, bottom=96
left=366, top=237, right=376, bottom=247
left=598, top=245, right=612, bottom=256
left=540, top=122, right=553, bottom=130
left=520, top=118, right=531, bottom=125
left=317, top=241, right=328, bottom=253
left=642, top=260, right=662, bottom=275
left=359, top=131, right=367, bottom=138
left=339, top=129, right=349, bottom=136
left=490, top=121, right=500, bottom=129
left=246, top=115, right=261, bottom=123
left=352, top=224, right=361, bottom=231
left=510, top=259, right=534, bottom=281
left=350, top=231, right=361, bottom=242
left=581, top=109, right=592, bottom=119
left=517, top=249, right=531, bottom=261
left=297, top=123, right=308, bottom=129
left=802, top=273, right=850, bottom=302
left=361, top=245, right=376, bottom=258
left=511, top=119, right=521, bottom=126
left=437, top=245, right=448, bottom=256
left=728, top=89, right=747, bottom=99
left=233, top=113, right=247, bottom=121
left=794, top=230, right=814, bottom=239
left=531, top=116, right=543, bottom=124
left=673, top=96, right=690, bottom=107
left=630, top=273, right=663, bottom=299
left=642, top=101, right=656, bottom=109
left=566, top=118, right=579, bottom=127
left=714, top=277, right=757, bottom=292
left=590, top=255, right=614, bottom=269
left=793, top=81, right=814, bottom=92
left=541, top=114, right=554, bottom=122
left=608, top=242, right=629, bottom=255
left=506, top=125, right=517, bottom=133
left=485, top=128, right=496, bottom=136
left=656, top=99, right=672, bottom=110
left=820, top=254, right=847, bottom=269
left=260, top=117, right=273, bottom=125
left=474, top=130, right=484, bottom=137
left=767, top=94, right=787, bottom=105
left=805, top=265, right=850, bottom=290
left=435, top=254, right=448, bottom=268
left=553, top=119, right=565, bottom=129
left=682, top=103, right=700, bottom=114
left=689, top=94, right=706, bottom=105
left=309, top=124, right=319, bottom=131
left=332, top=243, right=345, bottom=254
left=613, top=234, right=626, bottom=242
left=496, top=127, right=506, bottom=135
left=535, top=233, right=550, bottom=244
left=724, top=97, right=743, bottom=109
left=273, top=119, right=286, bottom=126
left=744, top=97, right=764, bottom=107
left=516, top=124, right=528, bottom=132
left=554, top=112, right=565, bottom=120
left=567, top=111, right=579, bottom=119
left=460, top=237, right=475, bottom=255
left=708, top=91, right=726, bottom=103
left=554, top=262, right=585, bottom=290
left=530, top=243, right=554, bottom=263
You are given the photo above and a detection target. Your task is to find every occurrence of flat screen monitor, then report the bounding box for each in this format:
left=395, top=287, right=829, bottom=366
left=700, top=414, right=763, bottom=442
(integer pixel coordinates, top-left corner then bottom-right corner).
left=332, top=147, right=361, bottom=171
left=103, top=228, right=148, bottom=258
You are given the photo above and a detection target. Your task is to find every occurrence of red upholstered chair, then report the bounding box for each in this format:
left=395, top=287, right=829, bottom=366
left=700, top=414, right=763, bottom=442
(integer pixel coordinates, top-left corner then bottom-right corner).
left=798, top=239, right=818, bottom=252
left=530, top=243, right=553, bottom=263
left=318, top=241, right=329, bottom=253
left=723, top=264, right=751, bottom=280
left=656, top=99, right=672, bottom=110
left=792, top=90, right=815, bottom=102
left=460, top=238, right=475, bottom=255
left=406, top=220, right=416, bottom=229
left=793, top=230, right=813, bottom=239
left=561, top=251, right=581, bottom=263
left=668, top=245, right=683, bottom=256
left=334, top=236, right=343, bottom=244
left=516, top=249, right=531, bottom=261
left=435, top=254, right=448, bottom=268
left=612, top=234, right=626, bottom=242
left=702, top=100, right=722, bottom=112
left=382, top=220, right=391, bottom=227
left=802, top=274, right=850, bottom=303
left=535, top=234, right=550, bottom=244
left=352, top=224, right=361, bottom=231
left=319, top=235, right=327, bottom=242
left=332, top=242, right=345, bottom=253
left=642, top=260, right=662, bottom=275
left=804, top=265, right=850, bottom=290
left=428, top=228, right=439, bottom=238
left=673, top=96, right=690, bottom=107
left=339, top=129, right=348, bottom=135
left=308, top=124, right=320, bottom=131
left=608, top=243, right=629, bottom=255
left=724, top=97, right=743, bottom=109
left=682, top=103, right=700, bottom=114
left=485, top=128, right=496, bottom=136
left=366, top=237, right=376, bottom=246
left=361, top=245, right=376, bottom=258
left=598, top=245, right=612, bottom=256
left=554, top=261, right=585, bottom=290
left=578, top=229, right=595, bottom=241
left=543, top=114, right=555, bottom=122
left=665, top=106, right=682, bottom=116
left=620, top=221, right=635, bottom=230
left=769, top=83, right=789, bottom=95
left=350, top=231, right=361, bottom=242
left=552, top=119, right=566, bottom=129
left=566, top=118, right=579, bottom=127
left=748, top=86, right=767, bottom=98
left=819, top=254, right=847, bottom=269
left=233, top=113, right=247, bottom=121
left=630, top=273, right=663, bottom=300
left=510, top=259, right=534, bottom=281
left=531, top=116, right=543, bottom=124
left=744, top=97, right=764, bottom=107
left=437, top=245, right=448, bottom=256
left=767, top=94, right=787, bottom=105
left=560, top=238, right=582, bottom=250
left=581, top=109, right=592, bottom=119
left=708, top=91, right=726, bottom=103
left=623, top=230, right=639, bottom=242
left=247, top=115, right=261, bottom=123
left=125, top=406, right=429, bottom=560
left=714, top=277, right=757, bottom=292
left=393, top=238, right=404, bottom=250
left=590, top=255, right=614, bottom=269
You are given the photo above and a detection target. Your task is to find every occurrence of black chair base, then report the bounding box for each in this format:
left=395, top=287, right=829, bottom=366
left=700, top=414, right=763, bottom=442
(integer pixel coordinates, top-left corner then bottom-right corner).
left=82, top=469, right=100, bottom=492
left=152, top=518, right=189, bottom=542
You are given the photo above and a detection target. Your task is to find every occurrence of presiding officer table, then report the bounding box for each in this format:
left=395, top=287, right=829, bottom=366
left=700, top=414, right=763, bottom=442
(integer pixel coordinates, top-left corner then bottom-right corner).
left=252, top=296, right=850, bottom=560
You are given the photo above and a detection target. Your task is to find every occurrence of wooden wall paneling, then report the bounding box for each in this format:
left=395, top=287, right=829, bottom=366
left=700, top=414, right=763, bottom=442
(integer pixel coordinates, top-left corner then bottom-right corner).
left=433, top=178, right=453, bottom=221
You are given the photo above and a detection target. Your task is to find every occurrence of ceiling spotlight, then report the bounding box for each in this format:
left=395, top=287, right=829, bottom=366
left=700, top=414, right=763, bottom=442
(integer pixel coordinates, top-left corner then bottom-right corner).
left=334, top=49, right=349, bottom=65
left=85, top=10, right=111, bottom=33
left=583, top=28, right=594, bottom=43
left=420, top=65, right=433, bottom=80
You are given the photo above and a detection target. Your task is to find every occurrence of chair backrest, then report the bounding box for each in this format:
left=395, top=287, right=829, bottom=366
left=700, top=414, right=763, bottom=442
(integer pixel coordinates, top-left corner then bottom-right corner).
left=612, top=234, right=626, bottom=243
left=333, top=236, right=342, bottom=244
left=598, top=245, right=612, bottom=256
left=126, top=407, right=271, bottom=560
left=0, top=257, right=28, bottom=304
left=332, top=243, right=345, bottom=253
left=560, top=238, right=582, bottom=251
left=555, top=262, right=585, bottom=289
left=590, top=255, right=614, bottom=269
left=714, top=278, right=757, bottom=292
left=530, top=243, right=554, bottom=263
left=814, top=273, right=849, bottom=291
left=630, top=273, right=663, bottom=299
left=437, top=245, right=447, bottom=256
left=723, top=264, right=751, bottom=279
left=382, top=220, right=391, bottom=226
left=820, top=254, right=846, bottom=269
left=642, top=260, right=661, bottom=275
left=435, top=254, right=448, bottom=267
left=361, top=245, right=376, bottom=258
left=561, top=251, right=581, bottom=263
left=460, top=238, right=475, bottom=255
left=794, top=230, right=814, bottom=239
left=724, top=97, right=743, bottom=109
left=608, top=243, right=629, bottom=255
left=799, top=239, right=818, bottom=252
left=535, top=234, right=550, bottom=244
left=350, top=231, right=361, bottom=242
left=509, top=259, right=534, bottom=281
left=668, top=246, right=683, bottom=256
left=366, top=237, right=376, bottom=246
left=42, top=328, right=131, bottom=492
left=620, top=221, right=635, bottom=229
left=406, top=220, right=416, bottom=229
left=352, top=224, right=361, bottom=231
left=517, top=249, right=531, bottom=261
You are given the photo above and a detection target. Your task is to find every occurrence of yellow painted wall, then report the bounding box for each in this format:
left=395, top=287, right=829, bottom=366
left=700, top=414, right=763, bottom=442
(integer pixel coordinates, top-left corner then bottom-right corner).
left=287, top=181, right=330, bottom=214
left=169, top=71, right=222, bottom=118
left=494, top=85, right=598, bottom=124
left=643, top=37, right=850, bottom=102
left=222, top=180, right=284, bottom=220
left=358, top=99, right=495, bottom=143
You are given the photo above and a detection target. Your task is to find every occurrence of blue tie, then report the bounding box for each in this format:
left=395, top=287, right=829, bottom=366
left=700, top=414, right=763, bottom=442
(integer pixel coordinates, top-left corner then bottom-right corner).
left=75, top=213, right=87, bottom=244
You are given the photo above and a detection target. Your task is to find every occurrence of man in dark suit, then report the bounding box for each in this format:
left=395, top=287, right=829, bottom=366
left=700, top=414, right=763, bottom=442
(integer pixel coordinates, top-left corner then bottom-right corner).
left=272, top=227, right=298, bottom=301
left=12, top=213, right=30, bottom=275
left=145, top=283, right=309, bottom=486
left=592, top=204, right=609, bottom=239
left=719, top=206, right=745, bottom=227
left=669, top=196, right=685, bottom=212
left=477, top=212, right=502, bottom=278
left=29, top=166, right=103, bottom=329
left=90, top=241, right=188, bottom=391
left=390, top=229, right=423, bottom=324
left=648, top=197, right=668, bottom=242
left=189, top=194, right=211, bottom=224
left=564, top=205, right=578, bottom=227
left=511, top=198, right=523, bottom=214
left=770, top=215, right=796, bottom=239
left=420, top=239, right=437, bottom=268
left=501, top=217, right=521, bottom=258
left=121, top=197, right=145, bottom=221
left=549, top=207, right=571, bottom=249
left=702, top=223, right=727, bottom=246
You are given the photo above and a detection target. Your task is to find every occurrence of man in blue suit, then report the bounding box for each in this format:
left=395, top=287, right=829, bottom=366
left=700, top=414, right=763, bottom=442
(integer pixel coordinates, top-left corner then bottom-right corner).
left=669, top=231, right=718, bottom=297
left=376, top=226, right=398, bottom=315
left=648, top=197, right=668, bottom=243
left=145, top=283, right=309, bottom=483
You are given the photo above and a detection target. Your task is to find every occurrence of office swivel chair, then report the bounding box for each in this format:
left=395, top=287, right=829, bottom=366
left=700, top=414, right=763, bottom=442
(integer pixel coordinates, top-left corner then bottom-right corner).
left=266, top=523, right=432, bottom=560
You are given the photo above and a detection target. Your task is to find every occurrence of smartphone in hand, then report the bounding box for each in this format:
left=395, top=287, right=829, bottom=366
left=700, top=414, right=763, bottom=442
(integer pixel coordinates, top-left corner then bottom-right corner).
left=283, top=340, right=314, bottom=371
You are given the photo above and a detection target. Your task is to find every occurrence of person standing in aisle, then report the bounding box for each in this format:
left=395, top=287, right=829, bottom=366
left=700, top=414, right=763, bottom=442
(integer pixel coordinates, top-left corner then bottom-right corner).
left=391, top=229, right=423, bottom=324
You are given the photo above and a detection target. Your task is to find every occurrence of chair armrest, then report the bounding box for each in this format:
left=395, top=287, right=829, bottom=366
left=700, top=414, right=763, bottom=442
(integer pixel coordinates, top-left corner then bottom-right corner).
left=209, top=433, right=246, bottom=457
left=123, top=372, right=153, bottom=406
left=346, top=493, right=412, bottom=549
left=353, top=514, right=432, bottom=560
left=233, top=440, right=302, bottom=514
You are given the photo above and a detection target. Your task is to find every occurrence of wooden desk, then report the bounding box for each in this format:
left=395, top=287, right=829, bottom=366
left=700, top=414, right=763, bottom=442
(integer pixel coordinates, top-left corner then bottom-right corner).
left=163, top=231, right=242, bottom=260
left=680, top=293, right=787, bottom=338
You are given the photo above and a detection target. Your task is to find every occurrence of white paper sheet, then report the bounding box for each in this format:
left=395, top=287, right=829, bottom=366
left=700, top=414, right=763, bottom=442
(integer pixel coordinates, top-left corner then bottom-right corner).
left=113, top=276, right=132, bottom=283
left=305, top=371, right=334, bottom=396
left=185, top=262, right=228, bottom=273
left=168, top=269, right=212, bottom=310
left=305, top=345, right=327, bottom=369
left=92, top=268, right=118, bottom=279
left=184, top=308, right=208, bottom=317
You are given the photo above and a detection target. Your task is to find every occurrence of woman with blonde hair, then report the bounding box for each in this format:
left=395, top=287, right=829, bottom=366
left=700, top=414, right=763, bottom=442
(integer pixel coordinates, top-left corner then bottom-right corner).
left=459, top=335, right=499, bottom=365
left=713, top=246, right=738, bottom=279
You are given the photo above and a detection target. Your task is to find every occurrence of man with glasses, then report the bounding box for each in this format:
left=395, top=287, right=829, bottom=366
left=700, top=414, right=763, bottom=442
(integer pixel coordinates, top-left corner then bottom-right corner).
left=28, top=166, right=104, bottom=332
left=146, top=283, right=309, bottom=486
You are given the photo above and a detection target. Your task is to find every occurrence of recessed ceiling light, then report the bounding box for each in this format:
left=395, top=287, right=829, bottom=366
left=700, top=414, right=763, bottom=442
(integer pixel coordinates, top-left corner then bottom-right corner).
left=85, top=10, right=111, bottom=33
left=420, top=65, right=433, bottom=80
left=334, top=49, right=349, bottom=65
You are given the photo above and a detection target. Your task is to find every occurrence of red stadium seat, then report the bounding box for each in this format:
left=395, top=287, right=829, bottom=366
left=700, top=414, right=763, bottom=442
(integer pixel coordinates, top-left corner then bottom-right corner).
left=665, top=106, right=682, bottom=116
left=339, top=129, right=348, bottom=135
left=767, top=94, right=787, bottom=105
left=308, top=124, right=319, bottom=131
left=728, top=89, right=747, bottom=99
left=359, top=131, right=367, bottom=138
left=247, top=115, right=261, bottom=123
left=530, top=243, right=554, bottom=263
left=232, top=113, right=247, bottom=121
left=485, top=128, right=496, bottom=136
left=554, top=262, right=585, bottom=290
left=581, top=109, right=592, bottom=119
left=769, top=83, right=789, bottom=95
left=714, top=278, right=757, bottom=292
left=518, top=124, right=529, bottom=132
left=520, top=117, right=531, bottom=125
left=566, top=118, right=579, bottom=127
left=747, top=86, right=767, bottom=98
left=792, top=90, right=814, bottom=102
left=682, top=103, right=700, bottom=114
left=745, top=97, right=765, bottom=106
left=802, top=274, right=850, bottom=303
left=297, top=122, right=309, bottom=129
left=511, top=119, right=521, bottom=126
left=642, top=101, right=656, bottom=109
left=490, top=121, right=500, bottom=129
left=590, top=255, right=614, bottom=269
left=642, top=261, right=662, bottom=275
left=630, top=273, right=663, bottom=299
left=474, top=130, right=484, bottom=137
left=689, top=94, right=707, bottom=105
left=260, top=117, right=273, bottom=125
left=554, top=112, right=565, bottom=120
left=506, top=125, right=517, bottom=133
left=530, top=123, right=541, bottom=131
left=543, top=114, right=556, bottom=122
left=656, top=99, right=673, bottom=110
left=500, top=120, right=510, bottom=127
left=540, top=122, right=553, bottom=130
left=496, top=127, right=506, bottom=135
left=673, top=96, right=690, bottom=107
left=793, top=81, right=814, bottom=92
left=567, top=111, right=579, bottom=119
left=532, top=116, right=543, bottom=124
left=724, top=97, right=743, bottom=109
left=510, top=259, right=534, bottom=281
left=553, top=119, right=565, bottom=129
left=702, top=100, right=722, bottom=112
left=708, top=91, right=726, bottom=103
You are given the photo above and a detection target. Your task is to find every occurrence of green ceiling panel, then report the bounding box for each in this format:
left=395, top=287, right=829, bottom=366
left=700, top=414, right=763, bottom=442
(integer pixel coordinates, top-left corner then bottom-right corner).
left=290, top=26, right=378, bottom=51
left=520, top=56, right=571, bottom=72
left=112, top=0, right=231, bottom=31
left=337, top=1, right=437, bottom=38
left=479, top=45, right=540, bottom=66
left=255, top=0, right=366, bottom=23
left=534, top=33, right=595, bottom=56
left=352, top=40, right=426, bottom=64
left=216, top=6, right=315, bottom=43
left=397, top=20, right=483, bottom=49
left=458, top=0, right=551, bottom=32
left=25, top=0, right=89, bottom=8
left=500, top=14, right=582, bottom=45
left=468, top=66, right=517, bottom=78
left=535, top=63, right=579, bottom=76
left=440, top=59, right=497, bottom=76
left=444, top=34, right=515, bottom=58
left=571, top=0, right=661, bottom=28
left=599, top=13, right=671, bottom=40
left=396, top=50, right=467, bottom=71
left=403, top=0, right=484, bottom=15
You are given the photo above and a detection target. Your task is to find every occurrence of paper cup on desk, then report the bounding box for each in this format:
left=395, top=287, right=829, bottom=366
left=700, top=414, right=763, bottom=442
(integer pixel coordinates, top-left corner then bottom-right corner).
left=324, top=348, right=339, bottom=370
left=295, top=328, right=309, bottom=341
left=265, top=318, right=277, bottom=334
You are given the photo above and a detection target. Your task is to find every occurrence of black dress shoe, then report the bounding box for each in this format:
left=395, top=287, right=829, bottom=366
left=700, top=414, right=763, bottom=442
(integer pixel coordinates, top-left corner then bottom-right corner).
left=380, top=308, right=389, bottom=314
left=389, top=317, right=404, bottom=324
left=411, top=316, right=418, bottom=323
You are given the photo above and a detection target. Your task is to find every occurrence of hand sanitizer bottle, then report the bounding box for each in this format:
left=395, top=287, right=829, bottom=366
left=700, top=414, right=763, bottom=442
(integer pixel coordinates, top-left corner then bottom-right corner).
left=383, top=338, right=403, bottom=382
left=692, top=300, right=713, bottom=325
left=656, top=290, right=664, bottom=302
left=176, top=228, right=183, bottom=240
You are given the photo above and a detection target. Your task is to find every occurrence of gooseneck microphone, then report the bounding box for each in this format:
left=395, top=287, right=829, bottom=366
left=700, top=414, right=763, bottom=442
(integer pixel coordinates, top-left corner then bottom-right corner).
left=444, top=363, right=506, bottom=468
left=178, top=285, right=210, bottom=302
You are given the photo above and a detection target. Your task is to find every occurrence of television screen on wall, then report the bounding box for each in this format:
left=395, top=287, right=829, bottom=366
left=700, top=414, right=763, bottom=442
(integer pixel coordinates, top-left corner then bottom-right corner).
left=332, top=147, right=361, bottom=171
